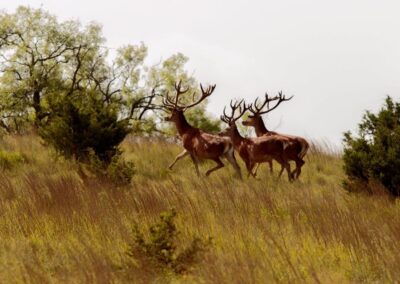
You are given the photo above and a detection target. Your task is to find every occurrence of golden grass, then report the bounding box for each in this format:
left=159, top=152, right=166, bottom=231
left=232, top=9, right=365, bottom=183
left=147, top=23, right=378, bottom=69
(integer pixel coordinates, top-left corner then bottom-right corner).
left=0, top=135, right=399, bottom=283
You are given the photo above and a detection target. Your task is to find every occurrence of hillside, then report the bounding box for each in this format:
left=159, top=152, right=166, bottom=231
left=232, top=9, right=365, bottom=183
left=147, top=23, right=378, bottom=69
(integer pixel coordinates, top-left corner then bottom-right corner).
left=0, top=135, right=399, bottom=283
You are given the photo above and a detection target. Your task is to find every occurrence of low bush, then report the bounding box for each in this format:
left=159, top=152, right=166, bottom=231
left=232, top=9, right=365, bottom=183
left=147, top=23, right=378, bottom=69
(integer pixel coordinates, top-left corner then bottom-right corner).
left=343, top=96, right=400, bottom=196
left=0, top=150, right=25, bottom=170
left=128, top=209, right=212, bottom=276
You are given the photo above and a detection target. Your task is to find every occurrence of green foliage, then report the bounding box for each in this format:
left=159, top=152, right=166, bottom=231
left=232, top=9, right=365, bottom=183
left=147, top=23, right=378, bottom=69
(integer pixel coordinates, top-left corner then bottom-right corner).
left=106, top=152, right=135, bottom=185
left=186, top=107, right=221, bottom=133
left=39, top=97, right=130, bottom=163
left=0, top=150, right=24, bottom=170
left=81, top=148, right=135, bottom=185
left=128, top=209, right=212, bottom=275
left=0, top=6, right=217, bottom=136
left=343, top=96, right=400, bottom=196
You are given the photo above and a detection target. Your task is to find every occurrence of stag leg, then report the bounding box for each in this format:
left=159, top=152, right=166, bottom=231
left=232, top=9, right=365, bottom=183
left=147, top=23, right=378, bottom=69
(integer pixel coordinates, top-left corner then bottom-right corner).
left=168, top=149, right=189, bottom=170
left=278, top=163, right=285, bottom=177
left=252, top=163, right=260, bottom=177
left=190, top=154, right=200, bottom=176
left=224, top=150, right=242, bottom=179
left=205, top=158, right=224, bottom=177
left=293, top=158, right=305, bottom=179
left=268, top=160, right=273, bottom=174
left=284, top=162, right=293, bottom=182
left=276, top=158, right=293, bottom=182
left=246, top=161, right=257, bottom=178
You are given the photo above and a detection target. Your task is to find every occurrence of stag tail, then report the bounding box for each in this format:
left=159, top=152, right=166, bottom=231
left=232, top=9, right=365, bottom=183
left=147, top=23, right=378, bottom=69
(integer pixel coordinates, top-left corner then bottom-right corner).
left=298, top=140, right=309, bottom=159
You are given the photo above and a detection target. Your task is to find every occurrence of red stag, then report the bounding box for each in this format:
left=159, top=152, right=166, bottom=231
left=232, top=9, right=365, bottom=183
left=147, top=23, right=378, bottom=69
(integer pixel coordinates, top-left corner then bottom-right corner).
left=221, top=100, right=293, bottom=181
left=242, top=92, right=309, bottom=179
left=163, top=81, right=242, bottom=178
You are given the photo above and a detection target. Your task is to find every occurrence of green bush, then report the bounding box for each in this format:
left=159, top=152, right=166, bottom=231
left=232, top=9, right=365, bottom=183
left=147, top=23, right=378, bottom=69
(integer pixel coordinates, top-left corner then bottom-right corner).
left=343, top=96, right=400, bottom=196
left=82, top=148, right=134, bottom=185
left=106, top=152, right=135, bottom=185
left=0, top=150, right=25, bottom=170
left=39, top=97, right=130, bottom=163
left=128, top=209, right=211, bottom=275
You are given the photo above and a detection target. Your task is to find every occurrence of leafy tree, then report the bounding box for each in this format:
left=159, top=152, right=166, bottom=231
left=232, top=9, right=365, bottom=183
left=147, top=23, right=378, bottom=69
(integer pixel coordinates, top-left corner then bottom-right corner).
left=343, top=96, right=400, bottom=196
left=0, top=6, right=221, bottom=163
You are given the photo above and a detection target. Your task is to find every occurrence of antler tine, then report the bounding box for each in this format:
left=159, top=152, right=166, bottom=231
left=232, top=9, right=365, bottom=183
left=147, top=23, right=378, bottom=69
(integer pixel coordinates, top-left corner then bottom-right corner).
left=172, top=80, right=189, bottom=106
left=182, top=83, right=216, bottom=111
left=258, top=91, right=294, bottom=115
left=162, top=91, right=176, bottom=109
left=249, top=92, right=276, bottom=115
left=221, top=105, right=233, bottom=124
left=229, top=99, right=246, bottom=121
left=237, top=100, right=247, bottom=119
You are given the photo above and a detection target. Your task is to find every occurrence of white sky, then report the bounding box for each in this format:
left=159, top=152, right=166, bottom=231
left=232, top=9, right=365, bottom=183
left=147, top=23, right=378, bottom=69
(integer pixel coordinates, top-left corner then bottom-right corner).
left=2, top=0, right=400, bottom=146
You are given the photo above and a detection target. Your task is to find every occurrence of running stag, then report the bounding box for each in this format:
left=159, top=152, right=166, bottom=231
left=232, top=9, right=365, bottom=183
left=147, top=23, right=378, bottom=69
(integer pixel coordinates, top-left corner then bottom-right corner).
left=163, top=81, right=242, bottom=178
left=243, top=92, right=309, bottom=179
left=221, top=100, right=293, bottom=181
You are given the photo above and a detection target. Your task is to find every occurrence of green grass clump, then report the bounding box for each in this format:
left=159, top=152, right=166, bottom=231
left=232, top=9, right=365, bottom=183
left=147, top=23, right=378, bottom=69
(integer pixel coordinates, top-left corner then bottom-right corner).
left=0, top=135, right=399, bottom=283
left=128, top=208, right=211, bottom=280
left=0, top=149, right=25, bottom=169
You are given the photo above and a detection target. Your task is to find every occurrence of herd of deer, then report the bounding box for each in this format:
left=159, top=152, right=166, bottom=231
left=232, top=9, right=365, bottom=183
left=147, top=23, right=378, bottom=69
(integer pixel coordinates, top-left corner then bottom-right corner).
left=161, top=81, right=309, bottom=181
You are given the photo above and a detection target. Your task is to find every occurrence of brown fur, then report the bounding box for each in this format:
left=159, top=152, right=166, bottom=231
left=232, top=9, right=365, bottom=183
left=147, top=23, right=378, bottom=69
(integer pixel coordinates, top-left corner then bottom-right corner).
left=223, top=122, right=292, bottom=181
left=164, top=83, right=242, bottom=178
left=243, top=115, right=309, bottom=179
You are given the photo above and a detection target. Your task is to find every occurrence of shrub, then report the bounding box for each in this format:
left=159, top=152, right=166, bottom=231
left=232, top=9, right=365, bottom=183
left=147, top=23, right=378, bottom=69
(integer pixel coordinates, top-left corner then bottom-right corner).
left=128, top=209, right=211, bottom=276
left=343, top=96, right=400, bottom=196
left=0, top=150, right=25, bottom=170
left=39, top=98, right=130, bottom=164
left=106, top=152, right=135, bottom=185
left=83, top=148, right=135, bottom=185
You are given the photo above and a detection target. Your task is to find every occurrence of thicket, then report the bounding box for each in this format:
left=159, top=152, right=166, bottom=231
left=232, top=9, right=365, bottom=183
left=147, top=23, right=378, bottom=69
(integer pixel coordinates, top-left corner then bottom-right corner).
left=343, top=96, right=400, bottom=196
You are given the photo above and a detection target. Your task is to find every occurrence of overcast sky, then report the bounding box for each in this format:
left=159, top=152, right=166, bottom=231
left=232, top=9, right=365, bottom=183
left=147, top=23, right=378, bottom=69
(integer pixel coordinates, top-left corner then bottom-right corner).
left=3, top=0, right=400, bottom=146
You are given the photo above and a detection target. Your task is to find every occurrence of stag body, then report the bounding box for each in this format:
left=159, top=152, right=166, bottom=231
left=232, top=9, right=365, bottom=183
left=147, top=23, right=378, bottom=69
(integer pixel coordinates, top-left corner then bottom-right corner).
left=164, top=82, right=241, bottom=178
left=243, top=93, right=309, bottom=179
left=221, top=101, right=293, bottom=181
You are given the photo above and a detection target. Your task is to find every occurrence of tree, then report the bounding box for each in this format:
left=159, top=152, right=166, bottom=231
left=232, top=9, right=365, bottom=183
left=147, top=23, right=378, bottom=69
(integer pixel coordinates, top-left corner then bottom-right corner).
left=343, top=96, right=400, bottom=196
left=0, top=7, right=83, bottom=129
left=0, top=6, right=220, bottom=162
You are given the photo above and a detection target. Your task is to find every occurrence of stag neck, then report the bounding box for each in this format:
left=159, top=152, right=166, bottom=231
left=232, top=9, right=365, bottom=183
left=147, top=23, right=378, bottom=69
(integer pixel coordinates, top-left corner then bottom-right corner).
left=254, top=116, right=270, bottom=137
left=173, top=111, right=194, bottom=136
left=230, top=123, right=245, bottom=146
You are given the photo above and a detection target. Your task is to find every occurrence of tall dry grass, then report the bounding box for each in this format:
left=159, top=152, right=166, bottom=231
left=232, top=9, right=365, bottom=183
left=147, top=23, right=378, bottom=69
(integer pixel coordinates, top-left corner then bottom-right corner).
left=0, top=134, right=399, bottom=283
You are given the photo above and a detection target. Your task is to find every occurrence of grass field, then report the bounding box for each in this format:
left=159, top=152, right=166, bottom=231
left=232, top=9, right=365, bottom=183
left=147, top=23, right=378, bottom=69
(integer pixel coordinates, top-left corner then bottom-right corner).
left=0, top=134, right=399, bottom=283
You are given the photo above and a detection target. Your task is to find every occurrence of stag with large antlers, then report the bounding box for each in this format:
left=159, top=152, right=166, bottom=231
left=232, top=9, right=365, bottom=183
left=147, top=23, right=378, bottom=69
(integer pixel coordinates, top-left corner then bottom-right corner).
left=242, top=92, right=309, bottom=179
left=163, top=81, right=242, bottom=178
left=221, top=100, right=293, bottom=181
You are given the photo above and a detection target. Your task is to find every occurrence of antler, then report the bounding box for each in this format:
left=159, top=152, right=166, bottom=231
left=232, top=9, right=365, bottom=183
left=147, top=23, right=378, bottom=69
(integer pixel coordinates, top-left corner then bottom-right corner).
left=162, top=81, right=216, bottom=111
left=162, top=80, right=190, bottom=109
left=221, top=99, right=247, bottom=124
left=181, top=83, right=216, bottom=111
left=249, top=91, right=293, bottom=115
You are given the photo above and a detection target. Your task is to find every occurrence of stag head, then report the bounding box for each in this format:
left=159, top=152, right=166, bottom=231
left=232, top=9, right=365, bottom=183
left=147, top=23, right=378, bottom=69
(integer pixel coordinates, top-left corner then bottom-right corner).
left=162, top=81, right=216, bottom=122
left=220, top=99, right=247, bottom=135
